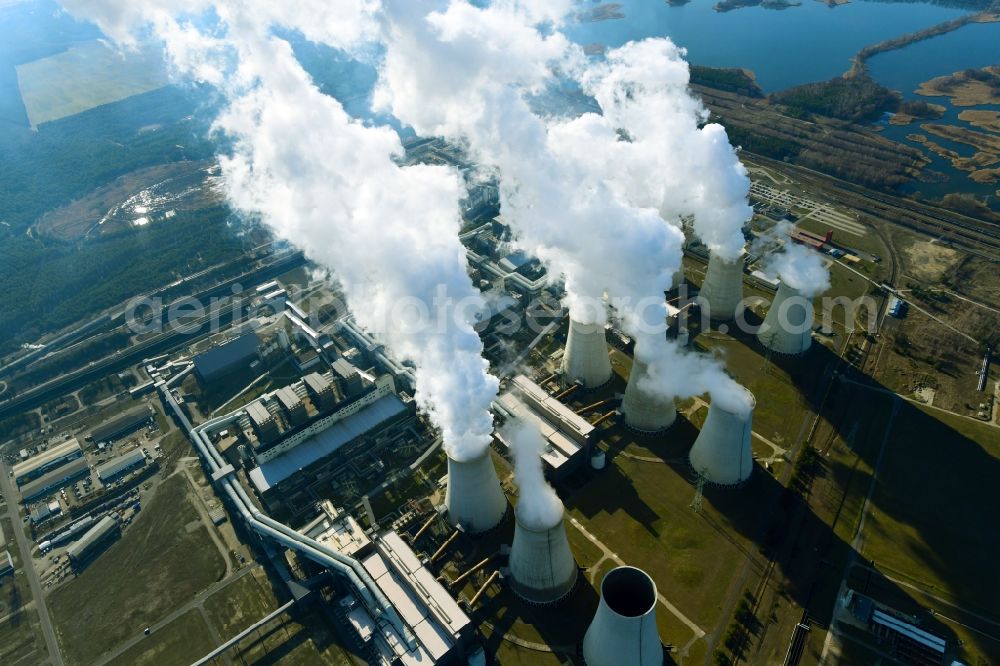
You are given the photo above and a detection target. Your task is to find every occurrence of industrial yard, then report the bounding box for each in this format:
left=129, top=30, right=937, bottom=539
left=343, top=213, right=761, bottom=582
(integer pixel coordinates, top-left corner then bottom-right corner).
left=0, top=93, right=997, bottom=666
left=0, top=154, right=997, bottom=665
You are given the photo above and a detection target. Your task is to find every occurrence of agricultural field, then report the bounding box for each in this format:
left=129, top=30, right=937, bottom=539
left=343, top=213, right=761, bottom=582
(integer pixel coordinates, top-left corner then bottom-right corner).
left=16, top=40, right=169, bottom=128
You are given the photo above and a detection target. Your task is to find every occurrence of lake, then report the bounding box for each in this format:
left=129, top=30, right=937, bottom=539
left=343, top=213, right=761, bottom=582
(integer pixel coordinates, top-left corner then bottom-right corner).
left=566, top=0, right=1000, bottom=198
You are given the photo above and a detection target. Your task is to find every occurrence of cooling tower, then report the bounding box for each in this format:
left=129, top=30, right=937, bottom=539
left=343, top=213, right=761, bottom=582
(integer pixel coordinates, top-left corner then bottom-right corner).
left=687, top=388, right=755, bottom=486
left=562, top=319, right=613, bottom=388
left=508, top=506, right=578, bottom=604
left=583, top=566, right=664, bottom=666
left=621, top=358, right=676, bottom=432
left=698, top=251, right=745, bottom=321
left=757, top=281, right=813, bottom=355
left=670, top=265, right=685, bottom=290
left=445, top=451, right=508, bottom=533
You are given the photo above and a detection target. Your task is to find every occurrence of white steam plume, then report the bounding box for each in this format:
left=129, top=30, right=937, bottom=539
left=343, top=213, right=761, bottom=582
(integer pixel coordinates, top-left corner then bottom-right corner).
left=375, top=0, right=684, bottom=327
left=554, top=38, right=753, bottom=262
left=758, top=223, right=830, bottom=297
left=503, top=416, right=563, bottom=530
left=374, top=0, right=752, bottom=409
left=61, top=0, right=500, bottom=461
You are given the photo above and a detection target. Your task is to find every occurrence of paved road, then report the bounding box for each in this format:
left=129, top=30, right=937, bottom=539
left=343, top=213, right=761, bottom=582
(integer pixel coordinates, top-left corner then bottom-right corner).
left=0, top=462, right=64, bottom=666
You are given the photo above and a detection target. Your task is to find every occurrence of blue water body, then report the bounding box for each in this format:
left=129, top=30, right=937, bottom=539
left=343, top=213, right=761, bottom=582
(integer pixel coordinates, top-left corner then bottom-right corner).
left=867, top=21, right=1000, bottom=99
left=565, top=0, right=972, bottom=92
left=865, top=21, right=1000, bottom=198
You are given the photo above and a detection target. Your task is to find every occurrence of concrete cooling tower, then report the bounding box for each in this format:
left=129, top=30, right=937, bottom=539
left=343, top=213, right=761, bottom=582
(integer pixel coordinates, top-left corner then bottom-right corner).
left=562, top=319, right=613, bottom=388
left=757, top=281, right=813, bottom=355
left=698, top=251, right=745, bottom=321
left=583, top=566, right=664, bottom=666
left=687, top=388, right=755, bottom=486
left=621, top=358, right=677, bottom=433
left=444, top=451, right=508, bottom=533
left=508, top=506, right=578, bottom=604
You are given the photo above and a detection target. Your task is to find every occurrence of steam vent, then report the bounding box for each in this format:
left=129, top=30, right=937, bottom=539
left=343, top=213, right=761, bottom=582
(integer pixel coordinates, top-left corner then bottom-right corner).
left=621, top=357, right=677, bottom=432
left=562, top=319, right=613, bottom=388
left=583, top=566, right=664, bottom=666
left=698, top=251, right=745, bottom=322
left=757, top=281, right=814, bottom=355
left=444, top=451, right=508, bottom=533
left=508, top=505, right=578, bottom=604
left=687, top=387, right=755, bottom=486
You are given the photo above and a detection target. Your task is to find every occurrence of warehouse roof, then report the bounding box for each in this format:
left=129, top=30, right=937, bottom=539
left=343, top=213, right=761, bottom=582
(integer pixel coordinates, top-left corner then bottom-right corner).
left=249, top=394, right=406, bottom=493
left=13, top=439, right=82, bottom=483
left=19, top=457, right=90, bottom=502
left=66, top=515, right=118, bottom=561
left=96, top=448, right=146, bottom=482
left=91, top=407, right=153, bottom=443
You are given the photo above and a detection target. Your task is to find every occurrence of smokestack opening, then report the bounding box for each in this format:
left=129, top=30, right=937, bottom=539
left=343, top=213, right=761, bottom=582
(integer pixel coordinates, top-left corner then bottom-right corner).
left=601, top=566, right=656, bottom=618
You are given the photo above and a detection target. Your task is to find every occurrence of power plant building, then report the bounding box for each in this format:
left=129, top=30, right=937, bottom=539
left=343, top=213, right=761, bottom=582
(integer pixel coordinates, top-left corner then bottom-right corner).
left=247, top=400, right=280, bottom=445
left=349, top=531, right=474, bottom=665
left=304, top=372, right=337, bottom=411
left=494, top=375, right=593, bottom=480
left=193, top=331, right=260, bottom=383
left=13, top=438, right=84, bottom=485
left=248, top=392, right=411, bottom=513
left=96, top=448, right=147, bottom=483
left=275, top=386, right=308, bottom=426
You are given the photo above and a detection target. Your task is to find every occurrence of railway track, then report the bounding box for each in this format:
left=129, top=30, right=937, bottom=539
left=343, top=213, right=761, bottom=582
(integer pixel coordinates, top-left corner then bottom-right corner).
left=745, top=154, right=1000, bottom=261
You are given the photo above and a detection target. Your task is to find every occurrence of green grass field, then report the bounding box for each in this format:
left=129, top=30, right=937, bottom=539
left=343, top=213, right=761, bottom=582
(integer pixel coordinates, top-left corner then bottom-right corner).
left=49, top=473, right=226, bottom=665
left=107, top=609, right=215, bottom=666
left=16, top=40, right=169, bottom=128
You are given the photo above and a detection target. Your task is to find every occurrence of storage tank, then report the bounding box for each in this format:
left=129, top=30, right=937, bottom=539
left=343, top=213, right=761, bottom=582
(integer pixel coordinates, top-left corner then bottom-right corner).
left=445, top=451, right=508, bottom=533
left=687, top=387, right=755, bottom=486
left=508, top=505, right=578, bottom=604
left=562, top=319, right=613, bottom=388
left=757, top=281, right=813, bottom=355
left=698, top=251, right=745, bottom=321
left=621, top=357, right=676, bottom=433
left=583, top=566, right=664, bottom=666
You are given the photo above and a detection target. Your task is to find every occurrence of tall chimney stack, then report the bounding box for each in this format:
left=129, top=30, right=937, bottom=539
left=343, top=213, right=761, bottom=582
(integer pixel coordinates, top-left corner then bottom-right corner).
left=583, top=566, right=664, bottom=666
left=445, top=451, right=508, bottom=533
left=562, top=319, right=613, bottom=388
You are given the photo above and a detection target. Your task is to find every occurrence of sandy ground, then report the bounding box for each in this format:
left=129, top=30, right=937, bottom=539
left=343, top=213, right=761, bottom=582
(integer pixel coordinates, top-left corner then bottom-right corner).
left=902, top=240, right=960, bottom=282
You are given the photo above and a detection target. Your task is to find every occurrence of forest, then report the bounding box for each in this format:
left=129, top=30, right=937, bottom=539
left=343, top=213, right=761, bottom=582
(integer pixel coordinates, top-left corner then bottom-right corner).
left=770, top=75, right=900, bottom=123
left=0, top=82, right=235, bottom=357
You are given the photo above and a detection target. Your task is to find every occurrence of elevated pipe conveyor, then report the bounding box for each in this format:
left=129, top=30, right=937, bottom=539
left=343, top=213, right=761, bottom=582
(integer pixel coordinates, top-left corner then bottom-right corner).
left=159, top=385, right=414, bottom=646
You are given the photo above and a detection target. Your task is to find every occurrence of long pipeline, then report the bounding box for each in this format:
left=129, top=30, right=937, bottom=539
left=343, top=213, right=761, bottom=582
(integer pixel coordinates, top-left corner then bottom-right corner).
left=160, top=385, right=412, bottom=643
